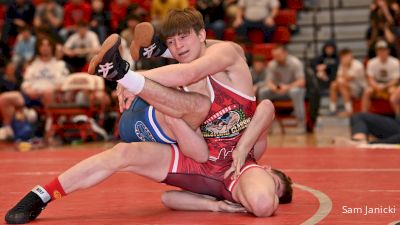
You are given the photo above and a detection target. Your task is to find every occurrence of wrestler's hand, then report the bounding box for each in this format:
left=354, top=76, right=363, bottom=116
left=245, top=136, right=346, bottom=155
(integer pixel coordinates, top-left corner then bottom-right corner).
left=224, top=148, right=247, bottom=180
left=116, top=83, right=136, bottom=112
left=216, top=200, right=247, bottom=213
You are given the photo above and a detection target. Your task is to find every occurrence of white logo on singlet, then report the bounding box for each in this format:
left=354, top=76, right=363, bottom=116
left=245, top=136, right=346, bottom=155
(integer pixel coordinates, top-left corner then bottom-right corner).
left=98, top=62, right=114, bottom=78
left=209, top=147, right=234, bottom=161
left=143, top=43, right=157, bottom=58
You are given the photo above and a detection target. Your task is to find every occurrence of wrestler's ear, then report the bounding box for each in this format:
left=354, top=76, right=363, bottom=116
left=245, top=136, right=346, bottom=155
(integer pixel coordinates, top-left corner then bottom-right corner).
left=198, top=28, right=206, bottom=43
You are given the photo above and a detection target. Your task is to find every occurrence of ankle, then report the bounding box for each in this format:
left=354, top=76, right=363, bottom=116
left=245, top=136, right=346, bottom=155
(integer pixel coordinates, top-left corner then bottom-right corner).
left=43, top=177, right=67, bottom=201
left=31, top=185, right=51, bottom=204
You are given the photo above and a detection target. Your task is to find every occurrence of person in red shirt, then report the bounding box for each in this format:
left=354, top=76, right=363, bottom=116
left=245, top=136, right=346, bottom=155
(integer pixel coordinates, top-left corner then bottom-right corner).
left=60, top=0, right=92, bottom=40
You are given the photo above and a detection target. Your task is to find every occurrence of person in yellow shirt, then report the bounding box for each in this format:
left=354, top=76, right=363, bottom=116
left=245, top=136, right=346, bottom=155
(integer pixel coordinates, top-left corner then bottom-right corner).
left=151, top=0, right=189, bottom=25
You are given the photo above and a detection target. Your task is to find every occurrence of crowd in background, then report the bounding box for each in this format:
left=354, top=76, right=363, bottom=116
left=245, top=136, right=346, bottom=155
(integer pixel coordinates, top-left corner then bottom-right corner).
left=1, top=0, right=400, bottom=146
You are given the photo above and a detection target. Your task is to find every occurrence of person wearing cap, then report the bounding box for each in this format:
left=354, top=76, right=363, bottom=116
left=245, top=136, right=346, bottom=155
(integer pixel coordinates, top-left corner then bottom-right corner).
left=361, top=39, right=400, bottom=112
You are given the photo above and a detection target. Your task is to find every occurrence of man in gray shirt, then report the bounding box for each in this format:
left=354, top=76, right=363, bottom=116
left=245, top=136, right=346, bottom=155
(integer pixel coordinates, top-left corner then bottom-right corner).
left=233, top=0, right=279, bottom=43
left=258, top=45, right=306, bottom=130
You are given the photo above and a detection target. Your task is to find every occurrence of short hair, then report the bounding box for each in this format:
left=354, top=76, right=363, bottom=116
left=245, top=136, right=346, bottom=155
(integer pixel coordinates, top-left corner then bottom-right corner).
left=126, top=14, right=142, bottom=23
left=160, top=8, right=205, bottom=40
left=339, top=48, right=352, bottom=57
left=253, top=54, right=266, bottom=63
left=271, top=168, right=293, bottom=204
left=273, top=44, right=287, bottom=52
left=34, top=36, right=56, bottom=56
left=17, top=25, right=31, bottom=33
left=76, top=20, right=89, bottom=28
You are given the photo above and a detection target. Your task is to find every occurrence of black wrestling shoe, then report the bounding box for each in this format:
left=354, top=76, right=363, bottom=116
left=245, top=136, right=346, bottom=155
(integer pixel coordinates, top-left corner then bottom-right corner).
left=130, top=22, right=168, bottom=61
left=5, top=188, right=49, bottom=224
left=88, top=34, right=130, bottom=81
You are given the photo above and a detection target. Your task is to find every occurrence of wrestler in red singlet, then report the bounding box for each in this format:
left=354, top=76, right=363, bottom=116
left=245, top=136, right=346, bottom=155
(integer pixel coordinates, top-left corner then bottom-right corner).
left=163, top=76, right=258, bottom=202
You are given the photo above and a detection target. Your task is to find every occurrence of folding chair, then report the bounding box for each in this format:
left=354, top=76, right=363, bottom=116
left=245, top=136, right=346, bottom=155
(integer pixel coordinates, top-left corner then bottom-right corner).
left=44, top=73, right=107, bottom=142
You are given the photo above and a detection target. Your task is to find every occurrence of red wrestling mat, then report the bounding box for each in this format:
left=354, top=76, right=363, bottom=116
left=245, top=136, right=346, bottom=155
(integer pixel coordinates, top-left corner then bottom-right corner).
left=0, top=145, right=399, bottom=225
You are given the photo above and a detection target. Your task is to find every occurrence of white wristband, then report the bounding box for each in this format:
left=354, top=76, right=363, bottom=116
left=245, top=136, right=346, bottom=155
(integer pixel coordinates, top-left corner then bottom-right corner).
left=117, top=70, right=145, bottom=95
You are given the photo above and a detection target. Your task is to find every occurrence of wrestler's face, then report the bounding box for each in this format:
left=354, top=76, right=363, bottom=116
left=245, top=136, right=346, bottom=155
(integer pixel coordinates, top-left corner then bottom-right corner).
left=269, top=171, right=285, bottom=198
left=166, top=28, right=206, bottom=63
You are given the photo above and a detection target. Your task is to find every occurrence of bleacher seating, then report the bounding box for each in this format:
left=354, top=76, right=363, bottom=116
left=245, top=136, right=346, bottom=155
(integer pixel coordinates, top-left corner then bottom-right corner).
left=252, top=43, right=275, bottom=62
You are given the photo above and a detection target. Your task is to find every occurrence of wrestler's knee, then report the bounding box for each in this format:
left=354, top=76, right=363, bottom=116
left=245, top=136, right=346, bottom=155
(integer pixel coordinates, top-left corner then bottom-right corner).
left=191, top=93, right=211, bottom=118
left=160, top=191, right=174, bottom=208
left=259, top=99, right=275, bottom=118
left=108, top=142, right=142, bottom=169
left=246, top=192, right=277, bottom=217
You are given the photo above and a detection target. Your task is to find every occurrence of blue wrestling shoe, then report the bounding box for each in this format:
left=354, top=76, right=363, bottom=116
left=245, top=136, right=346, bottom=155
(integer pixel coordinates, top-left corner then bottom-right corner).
left=5, top=188, right=49, bottom=224
left=130, top=22, right=168, bottom=61
left=88, top=34, right=130, bottom=81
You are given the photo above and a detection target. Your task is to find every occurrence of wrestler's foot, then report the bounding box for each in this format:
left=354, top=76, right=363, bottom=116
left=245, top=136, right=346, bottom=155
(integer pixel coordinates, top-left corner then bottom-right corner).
left=5, top=186, right=50, bottom=224
left=130, top=22, right=168, bottom=60
left=88, top=34, right=130, bottom=81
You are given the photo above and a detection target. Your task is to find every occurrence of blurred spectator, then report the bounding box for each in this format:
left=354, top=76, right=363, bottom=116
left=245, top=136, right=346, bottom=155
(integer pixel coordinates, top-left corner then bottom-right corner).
left=120, top=37, right=134, bottom=70
left=224, top=0, right=238, bottom=27
left=0, top=37, right=69, bottom=141
left=63, top=21, right=100, bottom=72
left=390, top=85, right=400, bottom=117
left=366, top=0, right=398, bottom=58
left=0, top=62, right=22, bottom=93
left=60, top=0, right=92, bottom=41
left=196, top=0, right=226, bottom=40
left=33, top=0, right=64, bottom=41
left=1, top=0, right=36, bottom=44
left=312, top=41, right=339, bottom=95
left=0, top=41, right=11, bottom=69
left=109, top=0, right=130, bottom=33
left=120, top=14, right=142, bottom=46
left=362, top=40, right=400, bottom=112
left=90, top=0, right=111, bottom=43
left=259, top=45, right=306, bottom=131
left=250, top=54, right=268, bottom=98
left=329, top=49, right=366, bottom=115
left=234, top=0, right=279, bottom=43
left=151, top=0, right=189, bottom=26
left=12, top=27, right=36, bottom=65
left=334, top=112, right=400, bottom=146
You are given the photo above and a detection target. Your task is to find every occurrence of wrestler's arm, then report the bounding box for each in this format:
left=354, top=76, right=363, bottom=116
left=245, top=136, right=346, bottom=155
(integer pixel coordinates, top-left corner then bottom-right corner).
left=161, top=190, right=247, bottom=213
left=245, top=100, right=276, bottom=160
left=224, top=99, right=275, bottom=179
left=140, top=42, right=239, bottom=87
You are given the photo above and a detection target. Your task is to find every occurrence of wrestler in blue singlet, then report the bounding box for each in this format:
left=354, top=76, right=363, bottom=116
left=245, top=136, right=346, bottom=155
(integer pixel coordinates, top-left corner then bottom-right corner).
left=118, top=97, right=176, bottom=144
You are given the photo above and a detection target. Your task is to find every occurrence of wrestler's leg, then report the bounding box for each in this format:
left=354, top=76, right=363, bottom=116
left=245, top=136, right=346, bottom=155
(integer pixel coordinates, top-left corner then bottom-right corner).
left=5, top=142, right=172, bottom=224
left=231, top=168, right=279, bottom=217
left=59, top=142, right=172, bottom=193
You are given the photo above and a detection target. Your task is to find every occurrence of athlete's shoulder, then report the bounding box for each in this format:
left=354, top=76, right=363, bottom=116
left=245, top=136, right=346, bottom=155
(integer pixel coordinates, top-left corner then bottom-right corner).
left=206, top=42, right=239, bottom=56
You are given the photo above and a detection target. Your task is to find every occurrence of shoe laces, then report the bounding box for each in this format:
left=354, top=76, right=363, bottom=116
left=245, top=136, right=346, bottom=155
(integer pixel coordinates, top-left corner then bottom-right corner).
left=143, top=43, right=157, bottom=58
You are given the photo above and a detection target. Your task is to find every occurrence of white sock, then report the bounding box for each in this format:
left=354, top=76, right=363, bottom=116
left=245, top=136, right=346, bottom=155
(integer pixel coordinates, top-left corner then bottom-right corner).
left=161, top=49, right=173, bottom=58
left=344, top=102, right=353, bottom=113
left=117, top=70, right=145, bottom=95
left=329, top=102, right=337, bottom=112
left=32, top=185, right=51, bottom=203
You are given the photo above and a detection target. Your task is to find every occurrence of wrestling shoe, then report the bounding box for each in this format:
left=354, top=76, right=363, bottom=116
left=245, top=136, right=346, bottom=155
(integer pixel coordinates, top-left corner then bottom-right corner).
left=5, top=186, right=50, bottom=224
left=88, top=34, right=130, bottom=81
left=130, top=22, right=168, bottom=61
